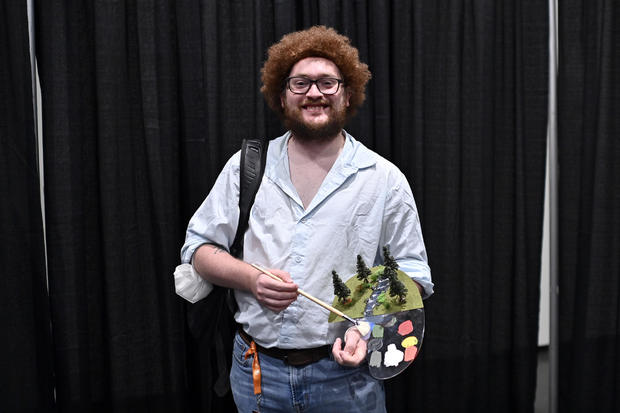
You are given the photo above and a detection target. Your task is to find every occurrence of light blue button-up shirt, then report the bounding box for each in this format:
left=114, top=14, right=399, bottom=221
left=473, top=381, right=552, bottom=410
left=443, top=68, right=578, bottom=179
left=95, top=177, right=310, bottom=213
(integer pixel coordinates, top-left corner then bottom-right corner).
left=182, top=131, right=433, bottom=348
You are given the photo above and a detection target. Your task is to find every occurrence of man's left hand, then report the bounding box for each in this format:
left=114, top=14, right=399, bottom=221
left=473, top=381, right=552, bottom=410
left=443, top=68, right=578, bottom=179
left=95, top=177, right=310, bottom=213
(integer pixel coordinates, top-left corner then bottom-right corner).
left=332, top=327, right=367, bottom=367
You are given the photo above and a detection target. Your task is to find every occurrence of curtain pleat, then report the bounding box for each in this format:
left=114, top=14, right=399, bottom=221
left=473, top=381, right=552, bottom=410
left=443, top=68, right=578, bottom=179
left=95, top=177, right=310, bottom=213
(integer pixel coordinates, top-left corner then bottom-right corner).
left=383, top=2, right=548, bottom=411
left=558, top=1, right=620, bottom=411
left=36, top=1, right=186, bottom=411
left=0, top=1, right=54, bottom=411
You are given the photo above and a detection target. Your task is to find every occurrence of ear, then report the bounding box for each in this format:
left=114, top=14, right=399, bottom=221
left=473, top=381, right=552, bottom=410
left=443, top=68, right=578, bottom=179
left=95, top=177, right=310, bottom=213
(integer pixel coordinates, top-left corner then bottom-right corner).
left=280, top=92, right=286, bottom=109
left=345, top=89, right=352, bottom=107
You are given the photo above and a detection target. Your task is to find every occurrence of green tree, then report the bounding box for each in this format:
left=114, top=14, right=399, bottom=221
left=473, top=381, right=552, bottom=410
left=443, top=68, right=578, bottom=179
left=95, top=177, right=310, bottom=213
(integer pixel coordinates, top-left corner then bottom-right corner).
left=381, top=245, right=399, bottom=281
left=382, top=245, right=399, bottom=271
left=332, top=270, right=351, bottom=303
left=389, top=277, right=408, bottom=304
left=356, top=254, right=372, bottom=284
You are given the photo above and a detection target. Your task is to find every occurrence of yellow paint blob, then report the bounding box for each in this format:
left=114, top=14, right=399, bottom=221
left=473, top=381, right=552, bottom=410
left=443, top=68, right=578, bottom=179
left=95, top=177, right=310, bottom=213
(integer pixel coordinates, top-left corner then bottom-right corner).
left=401, top=336, right=418, bottom=348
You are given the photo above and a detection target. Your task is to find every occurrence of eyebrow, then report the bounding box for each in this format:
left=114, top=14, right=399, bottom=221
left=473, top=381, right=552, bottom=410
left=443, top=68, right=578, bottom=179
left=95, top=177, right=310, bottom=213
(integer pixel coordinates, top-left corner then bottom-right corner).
left=289, top=73, right=341, bottom=79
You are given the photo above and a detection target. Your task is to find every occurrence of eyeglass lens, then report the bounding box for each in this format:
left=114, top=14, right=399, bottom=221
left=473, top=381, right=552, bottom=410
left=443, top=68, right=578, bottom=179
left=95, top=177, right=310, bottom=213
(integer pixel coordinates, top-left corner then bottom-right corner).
left=287, top=77, right=342, bottom=94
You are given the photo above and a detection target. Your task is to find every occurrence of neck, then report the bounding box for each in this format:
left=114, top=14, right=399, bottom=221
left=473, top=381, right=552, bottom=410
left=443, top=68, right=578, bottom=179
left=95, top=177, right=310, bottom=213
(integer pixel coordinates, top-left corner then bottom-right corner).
left=289, top=130, right=345, bottom=156
left=287, top=130, right=345, bottom=209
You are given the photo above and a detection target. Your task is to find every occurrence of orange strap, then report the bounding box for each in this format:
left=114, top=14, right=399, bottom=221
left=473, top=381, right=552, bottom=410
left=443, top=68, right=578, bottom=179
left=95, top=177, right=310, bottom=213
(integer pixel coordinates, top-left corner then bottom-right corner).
left=244, top=341, right=262, bottom=395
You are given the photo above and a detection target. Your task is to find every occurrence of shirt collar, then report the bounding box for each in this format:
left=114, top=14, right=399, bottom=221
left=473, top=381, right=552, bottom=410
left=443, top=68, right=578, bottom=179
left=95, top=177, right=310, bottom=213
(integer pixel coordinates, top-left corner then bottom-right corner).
left=264, top=130, right=378, bottom=212
left=341, top=130, right=377, bottom=170
left=267, top=130, right=377, bottom=175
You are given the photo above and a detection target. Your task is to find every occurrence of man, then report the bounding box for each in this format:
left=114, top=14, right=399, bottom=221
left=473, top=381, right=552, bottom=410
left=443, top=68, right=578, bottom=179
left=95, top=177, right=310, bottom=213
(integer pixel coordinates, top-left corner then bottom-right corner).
left=181, top=26, right=433, bottom=412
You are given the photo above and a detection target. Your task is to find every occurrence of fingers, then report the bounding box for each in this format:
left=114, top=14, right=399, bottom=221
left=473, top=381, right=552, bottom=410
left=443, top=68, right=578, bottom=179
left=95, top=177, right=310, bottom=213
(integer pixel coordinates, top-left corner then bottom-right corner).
left=252, top=269, right=298, bottom=312
left=332, top=338, right=344, bottom=363
left=332, top=333, right=367, bottom=367
left=268, top=268, right=295, bottom=284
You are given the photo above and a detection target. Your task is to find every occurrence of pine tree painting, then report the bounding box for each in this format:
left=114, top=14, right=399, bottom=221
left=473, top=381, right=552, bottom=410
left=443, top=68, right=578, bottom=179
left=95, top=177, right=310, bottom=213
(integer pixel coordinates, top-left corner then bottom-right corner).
left=389, top=277, right=408, bottom=304
left=382, top=245, right=399, bottom=281
left=332, top=270, right=351, bottom=303
left=356, top=254, right=372, bottom=285
left=327, top=244, right=421, bottom=322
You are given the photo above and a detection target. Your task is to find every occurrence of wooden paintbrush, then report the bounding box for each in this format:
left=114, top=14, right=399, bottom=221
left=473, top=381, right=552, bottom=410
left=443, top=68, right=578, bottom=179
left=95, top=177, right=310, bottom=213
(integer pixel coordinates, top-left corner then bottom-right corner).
left=250, top=263, right=370, bottom=336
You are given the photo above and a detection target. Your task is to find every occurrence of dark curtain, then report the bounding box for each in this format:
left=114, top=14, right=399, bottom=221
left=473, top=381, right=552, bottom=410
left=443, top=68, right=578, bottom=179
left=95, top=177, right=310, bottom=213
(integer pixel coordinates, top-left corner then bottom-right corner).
left=376, top=2, right=548, bottom=412
left=558, top=1, right=620, bottom=412
left=35, top=1, right=186, bottom=412
left=0, top=1, right=54, bottom=412
left=31, top=1, right=547, bottom=412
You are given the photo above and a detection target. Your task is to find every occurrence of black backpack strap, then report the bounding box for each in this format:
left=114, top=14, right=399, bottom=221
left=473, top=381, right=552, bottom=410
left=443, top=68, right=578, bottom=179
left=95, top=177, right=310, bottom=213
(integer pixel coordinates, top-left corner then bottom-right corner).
left=186, top=138, right=268, bottom=405
left=229, top=138, right=268, bottom=259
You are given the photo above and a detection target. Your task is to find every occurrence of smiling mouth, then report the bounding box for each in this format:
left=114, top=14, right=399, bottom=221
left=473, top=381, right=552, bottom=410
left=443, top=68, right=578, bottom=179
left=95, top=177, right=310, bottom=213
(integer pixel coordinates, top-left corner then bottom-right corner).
left=302, top=104, right=329, bottom=113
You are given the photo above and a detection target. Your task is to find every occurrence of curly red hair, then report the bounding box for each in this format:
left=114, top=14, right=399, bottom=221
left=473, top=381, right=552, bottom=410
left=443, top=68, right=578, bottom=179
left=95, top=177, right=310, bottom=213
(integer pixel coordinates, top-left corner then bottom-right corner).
left=261, top=26, right=371, bottom=119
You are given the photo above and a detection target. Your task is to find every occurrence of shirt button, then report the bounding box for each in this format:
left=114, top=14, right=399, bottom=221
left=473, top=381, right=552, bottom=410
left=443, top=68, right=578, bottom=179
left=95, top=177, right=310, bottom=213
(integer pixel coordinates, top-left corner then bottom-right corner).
left=295, top=256, right=302, bottom=263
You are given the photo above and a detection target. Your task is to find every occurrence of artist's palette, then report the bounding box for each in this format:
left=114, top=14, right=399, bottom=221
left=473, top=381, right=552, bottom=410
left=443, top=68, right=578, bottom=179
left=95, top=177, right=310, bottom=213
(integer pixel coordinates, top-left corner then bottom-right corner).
left=328, top=266, right=425, bottom=379
left=365, top=308, right=424, bottom=379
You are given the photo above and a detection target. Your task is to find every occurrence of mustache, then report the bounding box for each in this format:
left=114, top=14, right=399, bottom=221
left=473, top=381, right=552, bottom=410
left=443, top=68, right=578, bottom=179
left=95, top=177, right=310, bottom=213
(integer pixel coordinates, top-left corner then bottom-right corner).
left=301, top=99, right=330, bottom=106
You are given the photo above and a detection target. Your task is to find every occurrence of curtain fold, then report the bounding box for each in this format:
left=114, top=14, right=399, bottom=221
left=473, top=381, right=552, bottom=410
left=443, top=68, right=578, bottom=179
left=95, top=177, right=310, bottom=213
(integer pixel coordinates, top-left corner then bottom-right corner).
left=36, top=1, right=186, bottom=411
left=0, top=1, right=54, bottom=411
left=32, top=1, right=548, bottom=411
left=380, top=2, right=548, bottom=411
left=558, top=1, right=620, bottom=411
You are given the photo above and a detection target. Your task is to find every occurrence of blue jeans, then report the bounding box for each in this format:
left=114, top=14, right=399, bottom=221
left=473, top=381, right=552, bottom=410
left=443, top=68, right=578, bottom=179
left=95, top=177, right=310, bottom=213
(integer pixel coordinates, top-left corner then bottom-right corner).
left=230, top=332, right=386, bottom=413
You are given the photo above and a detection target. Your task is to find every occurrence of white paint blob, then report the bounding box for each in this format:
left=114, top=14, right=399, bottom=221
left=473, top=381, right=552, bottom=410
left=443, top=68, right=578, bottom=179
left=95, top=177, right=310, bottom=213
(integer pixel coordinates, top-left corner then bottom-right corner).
left=383, top=344, right=404, bottom=367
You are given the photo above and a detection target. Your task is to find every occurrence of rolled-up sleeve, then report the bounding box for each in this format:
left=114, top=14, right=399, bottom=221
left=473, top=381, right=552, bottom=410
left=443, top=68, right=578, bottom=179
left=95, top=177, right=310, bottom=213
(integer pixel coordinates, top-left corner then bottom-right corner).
left=181, top=152, right=241, bottom=263
left=380, top=172, right=434, bottom=299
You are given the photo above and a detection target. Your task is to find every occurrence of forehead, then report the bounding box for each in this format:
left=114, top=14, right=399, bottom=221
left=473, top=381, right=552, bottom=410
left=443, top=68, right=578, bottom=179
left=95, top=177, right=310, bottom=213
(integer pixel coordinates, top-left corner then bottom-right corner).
left=289, top=57, right=342, bottom=78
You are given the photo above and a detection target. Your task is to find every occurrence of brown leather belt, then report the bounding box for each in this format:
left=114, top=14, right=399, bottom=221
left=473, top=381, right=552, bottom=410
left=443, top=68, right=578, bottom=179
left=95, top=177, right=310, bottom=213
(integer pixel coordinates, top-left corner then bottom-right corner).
left=238, top=329, right=331, bottom=366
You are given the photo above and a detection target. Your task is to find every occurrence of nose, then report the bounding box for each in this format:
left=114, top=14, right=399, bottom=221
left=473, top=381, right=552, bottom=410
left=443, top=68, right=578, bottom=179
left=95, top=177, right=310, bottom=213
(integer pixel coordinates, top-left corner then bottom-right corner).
left=305, top=82, right=323, bottom=98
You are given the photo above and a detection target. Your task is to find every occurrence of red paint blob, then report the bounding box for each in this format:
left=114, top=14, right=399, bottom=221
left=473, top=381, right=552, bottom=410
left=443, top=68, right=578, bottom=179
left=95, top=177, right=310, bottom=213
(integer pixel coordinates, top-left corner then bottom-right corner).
left=398, top=320, right=413, bottom=335
left=404, top=345, right=418, bottom=361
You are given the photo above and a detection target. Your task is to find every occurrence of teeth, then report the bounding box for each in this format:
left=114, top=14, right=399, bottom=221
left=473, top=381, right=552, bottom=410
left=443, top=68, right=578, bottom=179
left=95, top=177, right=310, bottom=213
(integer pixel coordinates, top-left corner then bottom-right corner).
left=304, top=106, right=326, bottom=112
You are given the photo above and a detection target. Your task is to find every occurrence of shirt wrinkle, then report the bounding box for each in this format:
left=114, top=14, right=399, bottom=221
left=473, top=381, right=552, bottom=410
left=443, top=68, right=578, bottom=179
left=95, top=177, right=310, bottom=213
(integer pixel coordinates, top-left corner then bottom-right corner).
left=181, top=131, right=433, bottom=349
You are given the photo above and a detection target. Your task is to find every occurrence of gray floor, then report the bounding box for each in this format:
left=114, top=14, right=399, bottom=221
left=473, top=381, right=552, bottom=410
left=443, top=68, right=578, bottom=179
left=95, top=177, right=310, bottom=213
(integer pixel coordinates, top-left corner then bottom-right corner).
left=534, top=347, right=549, bottom=413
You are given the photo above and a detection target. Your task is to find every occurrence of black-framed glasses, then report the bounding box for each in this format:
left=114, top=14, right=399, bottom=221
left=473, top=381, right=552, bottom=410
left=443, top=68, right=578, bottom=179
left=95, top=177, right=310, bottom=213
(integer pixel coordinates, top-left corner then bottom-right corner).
left=285, top=76, right=344, bottom=95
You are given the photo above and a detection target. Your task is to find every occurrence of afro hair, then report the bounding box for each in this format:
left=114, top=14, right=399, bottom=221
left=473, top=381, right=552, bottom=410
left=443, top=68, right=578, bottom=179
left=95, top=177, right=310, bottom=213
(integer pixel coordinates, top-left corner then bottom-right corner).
left=261, top=26, right=371, bottom=119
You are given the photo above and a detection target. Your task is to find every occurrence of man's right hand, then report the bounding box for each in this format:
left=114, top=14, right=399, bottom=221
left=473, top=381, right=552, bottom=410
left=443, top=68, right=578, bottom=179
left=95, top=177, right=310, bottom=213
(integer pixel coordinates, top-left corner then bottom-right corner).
left=192, top=244, right=298, bottom=312
left=250, top=268, right=299, bottom=313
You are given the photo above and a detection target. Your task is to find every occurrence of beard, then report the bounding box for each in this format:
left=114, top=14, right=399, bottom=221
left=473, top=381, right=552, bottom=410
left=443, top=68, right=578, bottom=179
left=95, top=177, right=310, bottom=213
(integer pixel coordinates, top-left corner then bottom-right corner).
left=282, top=100, right=348, bottom=143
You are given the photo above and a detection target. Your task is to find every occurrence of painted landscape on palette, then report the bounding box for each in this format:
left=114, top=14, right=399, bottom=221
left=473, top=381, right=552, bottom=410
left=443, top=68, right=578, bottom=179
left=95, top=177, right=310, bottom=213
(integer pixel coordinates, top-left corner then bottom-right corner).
left=329, top=254, right=425, bottom=379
